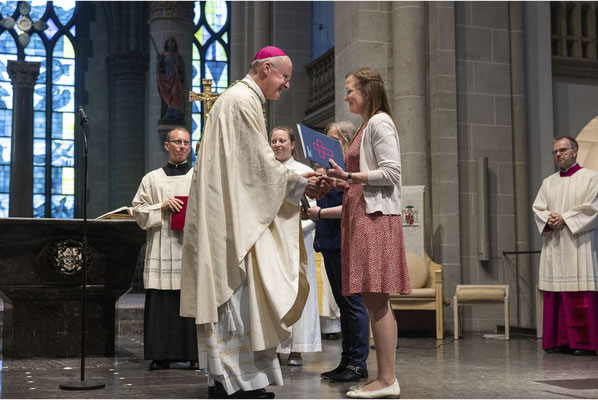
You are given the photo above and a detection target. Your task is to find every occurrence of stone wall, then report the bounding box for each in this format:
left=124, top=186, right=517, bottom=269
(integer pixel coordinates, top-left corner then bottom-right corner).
left=454, top=1, right=519, bottom=332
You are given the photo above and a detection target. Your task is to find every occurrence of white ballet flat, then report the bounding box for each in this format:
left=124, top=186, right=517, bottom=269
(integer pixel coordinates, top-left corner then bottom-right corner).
left=346, top=379, right=400, bottom=399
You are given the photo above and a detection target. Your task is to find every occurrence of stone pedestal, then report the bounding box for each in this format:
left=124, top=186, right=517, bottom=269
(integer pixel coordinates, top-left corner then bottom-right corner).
left=7, top=60, right=40, bottom=217
left=0, top=218, right=145, bottom=358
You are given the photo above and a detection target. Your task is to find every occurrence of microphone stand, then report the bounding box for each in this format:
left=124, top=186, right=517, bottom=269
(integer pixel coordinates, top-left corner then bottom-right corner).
left=59, top=110, right=105, bottom=391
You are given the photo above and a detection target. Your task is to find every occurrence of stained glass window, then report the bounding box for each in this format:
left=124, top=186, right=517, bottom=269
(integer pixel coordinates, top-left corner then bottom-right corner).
left=192, top=0, right=230, bottom=150
left=0, top=0, right=77, bottom=218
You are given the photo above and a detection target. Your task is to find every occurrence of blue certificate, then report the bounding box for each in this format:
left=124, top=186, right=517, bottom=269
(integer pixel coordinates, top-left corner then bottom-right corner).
left=296, top=124, right=346, bottom=170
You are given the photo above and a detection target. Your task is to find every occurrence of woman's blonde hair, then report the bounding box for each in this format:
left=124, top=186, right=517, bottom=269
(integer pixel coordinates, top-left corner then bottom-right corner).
left=325, top=121, right=356, bottom=154
left=346, top=67, right=393, bottom=121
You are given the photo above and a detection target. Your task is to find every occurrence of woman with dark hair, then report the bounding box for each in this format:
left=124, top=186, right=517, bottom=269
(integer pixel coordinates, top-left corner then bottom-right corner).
left=327, top=67, right=411, bottom=399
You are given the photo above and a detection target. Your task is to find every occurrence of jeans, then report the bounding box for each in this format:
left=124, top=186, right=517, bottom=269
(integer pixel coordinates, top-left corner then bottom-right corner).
left=322, top=250, right=370, bottom=370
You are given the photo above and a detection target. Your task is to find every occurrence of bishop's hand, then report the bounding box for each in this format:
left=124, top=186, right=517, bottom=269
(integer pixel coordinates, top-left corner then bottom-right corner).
left=302, top=171, right=330, bottom=200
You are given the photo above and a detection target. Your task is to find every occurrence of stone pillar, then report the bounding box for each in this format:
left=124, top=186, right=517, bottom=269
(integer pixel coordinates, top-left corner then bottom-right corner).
left=106, top=51, right=147, bottom=210
left=7, top=60, right=40, bottom=217
left=427, top=2, right=460, bottom=309
left=509, top=2, right=532, bottom=328
left=148, top=1, right=194, bottom=171
left=392, top=2, right=428, bottom=187
left=231, top=2, right=272, bottom=82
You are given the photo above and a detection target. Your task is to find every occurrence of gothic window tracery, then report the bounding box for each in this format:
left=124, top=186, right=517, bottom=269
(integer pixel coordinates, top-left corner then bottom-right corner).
left=0, top=0, right=77, bottom=218
left=191, top=0, right=230, bottom=151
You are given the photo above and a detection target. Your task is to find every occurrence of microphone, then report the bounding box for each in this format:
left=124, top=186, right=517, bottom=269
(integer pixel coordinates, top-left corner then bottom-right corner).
left=77, top=106, right=89, bottom=123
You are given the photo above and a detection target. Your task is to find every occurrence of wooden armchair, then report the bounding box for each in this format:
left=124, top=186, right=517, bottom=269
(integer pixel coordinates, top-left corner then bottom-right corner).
left=389, top=253, right=444, bottom=339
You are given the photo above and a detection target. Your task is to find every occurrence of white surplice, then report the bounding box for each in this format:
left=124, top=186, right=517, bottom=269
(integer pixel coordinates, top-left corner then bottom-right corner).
left=131, top=168, right=192, bottom=290
left=532, top=167, right=598, bottom=292
left=277, top=157, right=322, bottom=354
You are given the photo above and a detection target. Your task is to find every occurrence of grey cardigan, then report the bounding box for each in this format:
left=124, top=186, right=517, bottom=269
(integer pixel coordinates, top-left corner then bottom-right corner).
left=359, top=112, right=402, bottom=215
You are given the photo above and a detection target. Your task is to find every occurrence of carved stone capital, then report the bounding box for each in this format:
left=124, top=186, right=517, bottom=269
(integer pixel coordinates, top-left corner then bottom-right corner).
left=149, top=1, right=194, bottom=23
left=106, top=51, right=148, bottom=82
left=7, top=60, right=40, bottom=89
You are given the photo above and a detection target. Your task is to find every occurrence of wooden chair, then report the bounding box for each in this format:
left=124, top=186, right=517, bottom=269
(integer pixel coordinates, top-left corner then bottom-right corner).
left=389, top=253, right=444, bottom=339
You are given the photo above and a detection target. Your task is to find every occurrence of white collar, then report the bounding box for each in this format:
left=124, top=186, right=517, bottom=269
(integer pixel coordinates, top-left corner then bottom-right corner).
left=242, top=74, right=265, bottom=104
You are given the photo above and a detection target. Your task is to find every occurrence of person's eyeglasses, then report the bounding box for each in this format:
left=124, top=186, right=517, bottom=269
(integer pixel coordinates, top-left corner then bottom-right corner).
left=270, top=63, right=291, bottom=84
left=551, top=147, right=573, bottom=155
left=345, top=88, right=357, bottom=96
left=168, top=140, right=191, bottom=146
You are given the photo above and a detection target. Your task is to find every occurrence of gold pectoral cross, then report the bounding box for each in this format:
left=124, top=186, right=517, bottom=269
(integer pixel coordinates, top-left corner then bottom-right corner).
left=189, top=78, right=220, bottom=154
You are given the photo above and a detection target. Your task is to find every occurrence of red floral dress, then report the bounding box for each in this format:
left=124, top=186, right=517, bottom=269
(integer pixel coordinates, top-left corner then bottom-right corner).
left=340, top=126, right=411, bottom=296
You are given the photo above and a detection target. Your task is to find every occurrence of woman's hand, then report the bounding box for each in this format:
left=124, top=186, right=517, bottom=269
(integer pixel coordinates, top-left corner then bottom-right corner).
left=326, top=159, right=347, bottom=180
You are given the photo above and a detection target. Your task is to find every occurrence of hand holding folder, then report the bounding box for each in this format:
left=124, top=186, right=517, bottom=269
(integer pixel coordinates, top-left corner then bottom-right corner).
left=171, top=196, right=188, bottom=230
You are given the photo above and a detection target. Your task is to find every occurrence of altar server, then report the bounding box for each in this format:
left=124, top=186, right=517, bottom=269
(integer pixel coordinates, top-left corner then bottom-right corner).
left=131, top=127, right=199, bottom=370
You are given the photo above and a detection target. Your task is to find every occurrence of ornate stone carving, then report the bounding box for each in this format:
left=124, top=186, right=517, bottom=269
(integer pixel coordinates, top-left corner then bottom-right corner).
left=106, top=51, right=148, bottom=82
left=39, top=239, right=97, bottom=276
left=7, top=60, right=40, bottom=89
left=305, top=48, right=335, bottom=113
left=149, top=1, right=194, bottom=22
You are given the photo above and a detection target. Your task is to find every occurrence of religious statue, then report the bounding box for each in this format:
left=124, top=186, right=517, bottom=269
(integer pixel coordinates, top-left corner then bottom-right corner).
left=157, top=36, right=185, bottom=125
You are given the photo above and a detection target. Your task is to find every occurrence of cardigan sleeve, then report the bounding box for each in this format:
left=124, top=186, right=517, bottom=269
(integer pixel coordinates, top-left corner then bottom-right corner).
left=366, top=121, right=402, bottom=187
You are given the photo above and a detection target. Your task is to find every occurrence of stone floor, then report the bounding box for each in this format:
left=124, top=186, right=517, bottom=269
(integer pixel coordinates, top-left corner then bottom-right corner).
left=2, top=297, right=598, bottom=398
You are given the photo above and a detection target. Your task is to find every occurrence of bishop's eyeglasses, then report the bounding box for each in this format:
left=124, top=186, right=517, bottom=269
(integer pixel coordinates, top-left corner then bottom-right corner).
left=270, top=63, right=291, bottom=84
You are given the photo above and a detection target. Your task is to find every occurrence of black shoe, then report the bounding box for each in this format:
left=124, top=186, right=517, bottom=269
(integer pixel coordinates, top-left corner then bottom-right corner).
left=325, top=333, right=340, bottom=340
left=321, top=364, right=346, bottom=380
left=149, top=360, right=170, bottom=370
left=213, top=381, right=275, bottom=399
left=572, top=349, right=597, bottom=356
left=208, top=385, right=215, bottom=398
left=189, top=361, right=200, bottom=370
left=544, top=346, right=572, bottom=354
left=329, top=364, right=368, bottom=382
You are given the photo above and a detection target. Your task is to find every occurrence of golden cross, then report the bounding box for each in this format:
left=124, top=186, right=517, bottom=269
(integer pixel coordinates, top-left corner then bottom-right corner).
left=189, top=78, right=220, bottom=153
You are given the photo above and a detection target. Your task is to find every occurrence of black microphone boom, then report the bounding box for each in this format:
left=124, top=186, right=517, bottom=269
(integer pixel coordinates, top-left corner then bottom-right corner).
left=77, top=106, right=89, bottom=123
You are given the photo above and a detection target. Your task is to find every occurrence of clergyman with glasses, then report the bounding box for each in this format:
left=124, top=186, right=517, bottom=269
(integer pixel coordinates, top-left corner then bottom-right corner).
left=533, top=135, right=598, bottom=356
left=131, top=127, right=199, bottom=370
left=180, top=46, right=328, bottom=399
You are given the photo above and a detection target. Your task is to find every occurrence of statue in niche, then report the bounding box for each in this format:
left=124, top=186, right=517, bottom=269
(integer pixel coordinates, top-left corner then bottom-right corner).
left=157, top=36, right=185, bottom=125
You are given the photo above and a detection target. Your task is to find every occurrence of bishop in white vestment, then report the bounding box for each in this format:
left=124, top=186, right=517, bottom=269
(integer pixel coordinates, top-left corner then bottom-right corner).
left=180, top=46, right=328, bottom=398
left=533, top=136, right=598, bottom=355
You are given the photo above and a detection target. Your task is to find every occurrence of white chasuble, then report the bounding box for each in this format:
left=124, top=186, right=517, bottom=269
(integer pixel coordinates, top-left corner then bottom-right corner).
left=131, top=168, right=192, bottom=290
left=180, top=75, right=309, bottom=355
left=533, top=167, right=598, bottom=292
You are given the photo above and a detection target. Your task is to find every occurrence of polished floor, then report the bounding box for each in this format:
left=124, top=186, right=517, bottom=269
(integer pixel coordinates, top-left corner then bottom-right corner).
left=2, top=329, right=598, bottom=399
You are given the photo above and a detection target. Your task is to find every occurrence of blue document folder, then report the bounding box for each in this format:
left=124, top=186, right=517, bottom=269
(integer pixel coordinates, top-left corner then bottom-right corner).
left=296, top=124, right=346, bottom=170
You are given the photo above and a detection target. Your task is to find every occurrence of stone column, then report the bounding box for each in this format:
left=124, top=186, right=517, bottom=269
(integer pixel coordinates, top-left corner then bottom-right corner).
left=427, top=2, right=460, bottom=308
left=106, top=51, right=147, bottom=210
left=148, top=1, right=194, bottom=171
left=7, top=60, right=40, bottom=217
left=392, top=2, right=428, bottom=187
left=509, top=2, right=532, bottom=328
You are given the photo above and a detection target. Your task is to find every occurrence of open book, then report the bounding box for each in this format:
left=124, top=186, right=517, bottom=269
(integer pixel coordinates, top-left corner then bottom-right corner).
left=96, top=206, right=134, bottom=220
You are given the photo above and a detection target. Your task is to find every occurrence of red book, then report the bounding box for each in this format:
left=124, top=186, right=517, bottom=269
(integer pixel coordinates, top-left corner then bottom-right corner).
left=171, top=196, right=188, bottom=230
